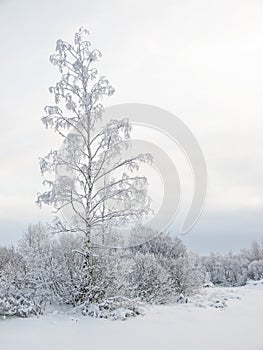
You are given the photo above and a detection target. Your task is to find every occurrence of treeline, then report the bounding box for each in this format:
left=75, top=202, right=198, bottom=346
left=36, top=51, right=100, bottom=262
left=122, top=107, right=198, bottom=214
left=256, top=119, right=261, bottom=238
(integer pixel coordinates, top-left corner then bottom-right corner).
left=0, top=223, right=262, bottom=319
left=201, top=240, right=263, bottom=286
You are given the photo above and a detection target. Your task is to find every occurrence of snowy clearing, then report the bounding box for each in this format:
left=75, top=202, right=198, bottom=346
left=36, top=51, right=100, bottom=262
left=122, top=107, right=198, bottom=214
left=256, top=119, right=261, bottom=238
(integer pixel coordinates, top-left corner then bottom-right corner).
left=1, top=282, right=263, bottom=350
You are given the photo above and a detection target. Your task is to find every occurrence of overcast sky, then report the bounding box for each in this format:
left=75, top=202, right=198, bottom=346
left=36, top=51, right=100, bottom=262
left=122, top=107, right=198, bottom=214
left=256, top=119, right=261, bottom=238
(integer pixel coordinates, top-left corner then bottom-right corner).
left=0, top=0, right=263, bottom=253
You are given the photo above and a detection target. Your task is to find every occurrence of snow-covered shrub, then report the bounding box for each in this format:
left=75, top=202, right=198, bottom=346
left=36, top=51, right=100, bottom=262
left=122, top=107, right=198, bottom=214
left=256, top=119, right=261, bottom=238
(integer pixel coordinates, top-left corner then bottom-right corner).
left=166, top=254, right=202, bottom=296
left=248, top=260, right=263, bottom=280
left=17, top=223, right=59, bottom=306
left=0, top=292, right=41, bottom=318
left=73, top=248, right=131, bottom=304
left=133, top=231, right=187, bottom=260
left=129, top=252, right=170, bottom=303
left=0, top=224, right=81, bottom=317
left=0, top=252, right=42, bottom=317
left=81, top=296, right=142, bottom=320
left=129, top=234, right=202, bottom=301
left=241, top=240, right=263, bottom=281
left=222, top=253, right=247, bottom=286
left=51, top=233, right=83, bottom=305
left=0, top=246, right=17, bottom=271
left=201, top=253, right=226, bottom=285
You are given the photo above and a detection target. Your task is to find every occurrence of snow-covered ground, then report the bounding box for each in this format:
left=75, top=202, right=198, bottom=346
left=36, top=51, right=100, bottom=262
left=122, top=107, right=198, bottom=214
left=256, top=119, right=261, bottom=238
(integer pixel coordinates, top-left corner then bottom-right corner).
left=1, top=281, right=263, bottom=350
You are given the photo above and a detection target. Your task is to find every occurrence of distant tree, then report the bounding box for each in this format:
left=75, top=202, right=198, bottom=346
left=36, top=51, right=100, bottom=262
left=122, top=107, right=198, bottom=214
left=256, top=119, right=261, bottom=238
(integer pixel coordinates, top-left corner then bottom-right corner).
left=0, top=246, right=18, bottom=272
left=242, top=240, right=263, bottom=263
left=201, top=251, right=248, bottom=287
left=247, top=259, right=263, bottom=280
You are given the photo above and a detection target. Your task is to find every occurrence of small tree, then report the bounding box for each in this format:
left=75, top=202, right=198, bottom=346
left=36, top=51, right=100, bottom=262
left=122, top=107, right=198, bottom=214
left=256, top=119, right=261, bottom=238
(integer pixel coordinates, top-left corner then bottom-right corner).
left=37, top=28, right=151, bottom=294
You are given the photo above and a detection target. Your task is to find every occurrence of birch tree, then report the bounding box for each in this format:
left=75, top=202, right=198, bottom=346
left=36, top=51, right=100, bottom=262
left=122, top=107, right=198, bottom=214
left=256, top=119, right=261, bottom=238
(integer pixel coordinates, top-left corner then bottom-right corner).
left=37, top=28, right=152, bottom=284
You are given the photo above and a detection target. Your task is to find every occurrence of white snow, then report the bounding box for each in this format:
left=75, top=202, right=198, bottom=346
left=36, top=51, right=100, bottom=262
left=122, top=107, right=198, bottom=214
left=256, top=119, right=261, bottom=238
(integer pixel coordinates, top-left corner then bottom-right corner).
left=1, top=282, right=263, bottom=350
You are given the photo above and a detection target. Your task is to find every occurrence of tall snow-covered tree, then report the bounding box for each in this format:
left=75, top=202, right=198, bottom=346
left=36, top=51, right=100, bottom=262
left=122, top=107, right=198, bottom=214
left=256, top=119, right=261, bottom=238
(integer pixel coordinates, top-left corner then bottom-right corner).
left=37, top=28, right=152, bottom=284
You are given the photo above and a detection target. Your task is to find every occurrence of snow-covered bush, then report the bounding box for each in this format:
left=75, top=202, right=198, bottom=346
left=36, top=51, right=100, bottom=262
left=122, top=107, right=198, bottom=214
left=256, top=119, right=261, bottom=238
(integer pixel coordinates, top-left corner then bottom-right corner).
left=0, top=294, right=40, bottom=318
left=133, top=231, right=187, bottom=260
left=166, top=254, right=202, bottom=296
left=0, top=246, right=42, bottom=317
left=0, top=224, right=83, bottom=317
left=129, top=252, right=170, bottom=303
left=81, top=296, right=142, bottom=320
left=74, top=249, right=131, bottom=305
left=248, top=260, right=263, bottom=280
left=51, top=233, right=83, bottom=305
left=130, top=233, right=202, bottom=301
